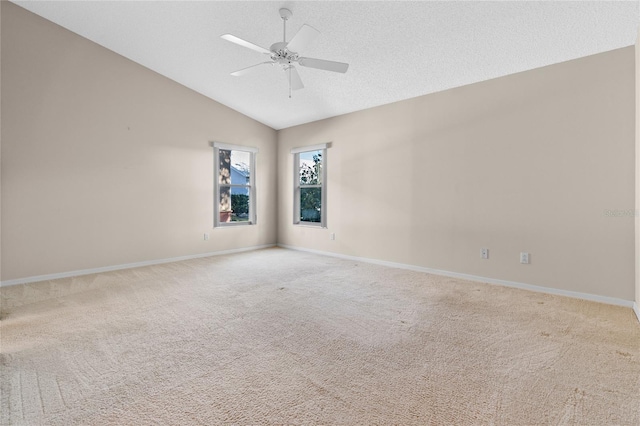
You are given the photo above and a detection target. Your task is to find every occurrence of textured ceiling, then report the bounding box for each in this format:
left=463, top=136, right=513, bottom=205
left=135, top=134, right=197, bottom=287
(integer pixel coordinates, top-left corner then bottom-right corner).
left=11, top=1, right=640, bottom=130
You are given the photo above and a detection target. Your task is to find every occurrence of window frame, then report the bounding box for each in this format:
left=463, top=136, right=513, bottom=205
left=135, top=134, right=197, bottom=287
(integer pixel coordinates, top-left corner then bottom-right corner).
left=213, top=142, right=258, bottom=228
left=292, top=143, right=328, bottom=228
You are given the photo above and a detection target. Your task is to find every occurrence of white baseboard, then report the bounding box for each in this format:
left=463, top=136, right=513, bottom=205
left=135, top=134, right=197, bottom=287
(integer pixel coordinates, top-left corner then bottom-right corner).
left=279, top=244, right=637, bottom=312
left=0, top=244, right=276, bottom=287
left=5, top=243, right=638, bottom=325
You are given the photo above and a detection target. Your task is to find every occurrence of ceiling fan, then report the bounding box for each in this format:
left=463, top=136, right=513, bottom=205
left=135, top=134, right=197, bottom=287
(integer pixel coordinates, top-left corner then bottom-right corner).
left=221, top=8, right=349, bottom=97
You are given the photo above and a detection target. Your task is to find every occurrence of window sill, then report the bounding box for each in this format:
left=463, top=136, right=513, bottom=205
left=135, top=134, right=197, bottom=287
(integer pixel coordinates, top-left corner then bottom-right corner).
left=294, top=223, right=325, bottom=229
left=215, top=222, right=255, bottom=228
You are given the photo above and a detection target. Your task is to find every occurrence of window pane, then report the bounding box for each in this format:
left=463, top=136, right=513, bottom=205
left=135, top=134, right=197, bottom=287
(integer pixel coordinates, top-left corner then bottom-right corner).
left=220, top=149, right=251, bottom=185
left=231, top=150, right=251, bottom=183
left=299, top=150, right=322, bottom=185
left=300, top=187, right=322, bottom=223
left=220, top=186, right=250, bottom=222
left=219, top=149, right=251, bottom=223
left=219, top=149, right=231, bottom=184
left=215, top=145, right=256, bottom=227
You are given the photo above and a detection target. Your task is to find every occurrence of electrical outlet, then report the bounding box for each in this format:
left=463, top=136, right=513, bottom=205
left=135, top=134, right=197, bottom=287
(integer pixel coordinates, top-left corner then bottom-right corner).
left=520, top=252, right=529, bottom=264
left=481, top=248, right=489, bottom=259
left=204, top=233, right=209, bottom=241
left=330, top=233, right=336, bottom=241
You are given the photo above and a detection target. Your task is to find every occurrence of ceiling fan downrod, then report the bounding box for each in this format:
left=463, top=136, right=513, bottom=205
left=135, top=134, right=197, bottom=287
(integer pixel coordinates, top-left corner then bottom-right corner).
left=280, top=9, right=293, bottom=98
left=280, top=8, right=292, bottom=43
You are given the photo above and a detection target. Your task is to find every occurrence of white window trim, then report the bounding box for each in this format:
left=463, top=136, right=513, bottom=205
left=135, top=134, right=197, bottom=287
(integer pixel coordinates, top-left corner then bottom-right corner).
left=290, top=143, right=328, bottom=154
left=213, top=142, right=258, bottom=153
left=292, top=144, right=328, bottom=228
left=213, top=142, right=258, bottom=228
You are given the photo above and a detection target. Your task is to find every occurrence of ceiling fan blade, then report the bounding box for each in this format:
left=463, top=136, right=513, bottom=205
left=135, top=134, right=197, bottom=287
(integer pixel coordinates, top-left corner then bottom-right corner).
left=230, top=62, right=273, bottom=76
left=221, top=34, right=271, bottom=55
left=298, top=57, right=349, bottom=73
left=288, top=66, right=304, bottom=91
left=286, top=24, right=320, bottom=53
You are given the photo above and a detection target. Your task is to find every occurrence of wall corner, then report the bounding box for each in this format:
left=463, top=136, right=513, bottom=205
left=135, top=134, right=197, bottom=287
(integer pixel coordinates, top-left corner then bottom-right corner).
left=635, top=24, right=640, bottom=322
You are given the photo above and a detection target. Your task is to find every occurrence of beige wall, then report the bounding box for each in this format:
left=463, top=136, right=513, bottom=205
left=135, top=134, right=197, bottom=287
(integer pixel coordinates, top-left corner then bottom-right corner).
left=0, top=0, right=3, bottom=283
left=636, top=26, right=640, bottom=311
left=278, top=47, right=635, bottom=301
left=1, top=2, right=277, bottom=281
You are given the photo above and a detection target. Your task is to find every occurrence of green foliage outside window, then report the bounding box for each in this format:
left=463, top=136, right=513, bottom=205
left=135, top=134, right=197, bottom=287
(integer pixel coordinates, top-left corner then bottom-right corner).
left=231, top=194, right=249, bottom=218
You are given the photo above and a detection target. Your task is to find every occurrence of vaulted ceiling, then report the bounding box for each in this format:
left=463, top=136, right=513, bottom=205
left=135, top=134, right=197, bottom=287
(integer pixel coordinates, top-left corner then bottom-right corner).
left=12, top=1, right=639, bottom=130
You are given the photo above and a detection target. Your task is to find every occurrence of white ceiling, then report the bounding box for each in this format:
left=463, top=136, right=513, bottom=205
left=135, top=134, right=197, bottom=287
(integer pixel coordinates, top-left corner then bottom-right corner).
left=12, top=1, right=640, bottom=130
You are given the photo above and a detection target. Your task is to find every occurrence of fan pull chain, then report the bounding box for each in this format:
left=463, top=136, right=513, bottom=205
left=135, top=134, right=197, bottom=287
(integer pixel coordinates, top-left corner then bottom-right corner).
left=289, top=67, right=292, bottom=98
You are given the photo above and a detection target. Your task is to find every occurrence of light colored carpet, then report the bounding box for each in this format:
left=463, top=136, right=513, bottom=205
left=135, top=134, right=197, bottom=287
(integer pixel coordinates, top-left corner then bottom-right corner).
left=1, top=247, right=639, bottom=425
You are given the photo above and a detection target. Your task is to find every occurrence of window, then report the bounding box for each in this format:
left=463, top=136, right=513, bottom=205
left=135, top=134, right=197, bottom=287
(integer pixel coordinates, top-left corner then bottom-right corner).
left=213, top=142, right=257, bottom=227
left=292, top=144, right=327, bottom=227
